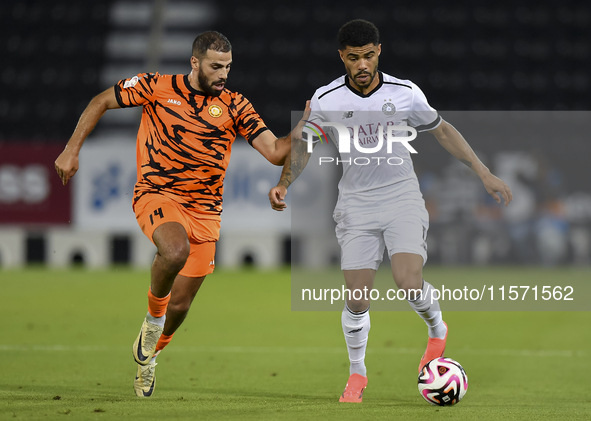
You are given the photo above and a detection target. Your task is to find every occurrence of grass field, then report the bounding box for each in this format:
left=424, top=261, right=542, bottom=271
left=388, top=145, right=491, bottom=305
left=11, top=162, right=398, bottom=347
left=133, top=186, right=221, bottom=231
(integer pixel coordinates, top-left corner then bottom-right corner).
left=1, top=266, right=590, bottom=420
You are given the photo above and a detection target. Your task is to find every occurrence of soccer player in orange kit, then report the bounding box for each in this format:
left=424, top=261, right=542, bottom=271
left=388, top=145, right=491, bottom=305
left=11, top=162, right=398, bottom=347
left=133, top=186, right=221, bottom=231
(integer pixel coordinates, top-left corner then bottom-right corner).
left=55, top=31, right=309, bottom=397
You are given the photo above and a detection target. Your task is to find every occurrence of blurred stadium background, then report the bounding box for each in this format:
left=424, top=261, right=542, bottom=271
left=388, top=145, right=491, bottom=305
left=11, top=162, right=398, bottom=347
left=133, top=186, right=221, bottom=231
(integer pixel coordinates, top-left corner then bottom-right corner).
left=2, top=2, right=591, bottom=419
left=1, top=0, right=590, bottom=270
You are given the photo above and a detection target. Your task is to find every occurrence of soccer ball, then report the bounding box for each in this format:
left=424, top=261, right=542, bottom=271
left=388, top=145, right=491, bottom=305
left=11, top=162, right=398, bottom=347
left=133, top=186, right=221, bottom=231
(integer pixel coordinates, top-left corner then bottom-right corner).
left=417, top=357, right=468, bottom=406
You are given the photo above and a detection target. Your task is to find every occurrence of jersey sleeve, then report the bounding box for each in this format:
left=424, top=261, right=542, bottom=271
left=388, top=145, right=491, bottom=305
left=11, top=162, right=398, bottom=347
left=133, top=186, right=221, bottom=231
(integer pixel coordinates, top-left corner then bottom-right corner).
left=308, top=92, right=324, bottom=125
left=234, top=95, right=269, bottom=146
left=307, top=91, right=339, bottom=146
left=407, top=82, right=442, bottom=132
left=114, top=72, right=159, bottom=108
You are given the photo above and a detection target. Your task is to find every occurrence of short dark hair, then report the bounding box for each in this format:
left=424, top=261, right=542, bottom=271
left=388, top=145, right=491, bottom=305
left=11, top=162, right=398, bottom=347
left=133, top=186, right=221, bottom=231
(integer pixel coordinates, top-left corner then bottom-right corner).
left=337, top=20, right=380, bottom=50
left=192, top=31, right=232, bottom=58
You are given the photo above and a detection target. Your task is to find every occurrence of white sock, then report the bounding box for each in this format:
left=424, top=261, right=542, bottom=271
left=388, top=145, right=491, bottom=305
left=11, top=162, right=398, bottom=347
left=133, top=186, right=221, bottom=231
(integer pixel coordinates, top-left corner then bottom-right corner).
left=150, top=350, right=161, bottom=364
left=341, top=305, right=370, bottom=377
left=146, top=312, right=166, bottom=328
left=407, top=280, right=447, bottom=339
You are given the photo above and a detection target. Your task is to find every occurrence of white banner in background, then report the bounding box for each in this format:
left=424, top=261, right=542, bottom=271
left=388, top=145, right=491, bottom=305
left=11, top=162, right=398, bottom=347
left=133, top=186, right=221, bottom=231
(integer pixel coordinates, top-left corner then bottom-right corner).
left=73, top=139, right=292, bottom=234
left=222, top=142, right=291, bottom=233
left=74, top=140, right=137, bottom=231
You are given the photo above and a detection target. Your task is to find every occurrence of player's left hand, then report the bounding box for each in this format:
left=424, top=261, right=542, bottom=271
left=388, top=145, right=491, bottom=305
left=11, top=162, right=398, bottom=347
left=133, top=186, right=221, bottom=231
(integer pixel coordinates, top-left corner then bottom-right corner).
left=269, top=185, right=288, bottom=211
left=481, top=173, right=513, bottom=206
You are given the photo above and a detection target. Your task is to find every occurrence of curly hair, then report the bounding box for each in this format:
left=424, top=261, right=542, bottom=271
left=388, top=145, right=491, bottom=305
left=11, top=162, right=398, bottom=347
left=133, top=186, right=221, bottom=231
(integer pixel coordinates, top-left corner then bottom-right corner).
left=337, top=19, right=380, bottom=50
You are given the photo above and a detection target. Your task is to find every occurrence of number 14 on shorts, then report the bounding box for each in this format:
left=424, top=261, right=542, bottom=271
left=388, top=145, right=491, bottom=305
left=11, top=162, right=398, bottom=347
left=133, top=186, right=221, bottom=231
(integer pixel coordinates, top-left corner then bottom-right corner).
left=149, top=207, right=164, bottom=225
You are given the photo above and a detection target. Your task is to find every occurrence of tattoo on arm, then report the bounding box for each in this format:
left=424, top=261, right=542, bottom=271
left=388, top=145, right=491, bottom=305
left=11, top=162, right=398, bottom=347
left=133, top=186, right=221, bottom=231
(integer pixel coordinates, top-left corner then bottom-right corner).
left=277, top=159, right=292, bottom=188
left=460, top=159, right=472, bottom=169
left=277, top=138, right=311, bottom=188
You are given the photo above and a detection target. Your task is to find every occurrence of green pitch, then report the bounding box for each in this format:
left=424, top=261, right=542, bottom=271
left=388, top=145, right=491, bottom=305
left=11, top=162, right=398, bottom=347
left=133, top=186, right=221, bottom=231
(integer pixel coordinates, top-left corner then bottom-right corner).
left=1, top=267, right=590, bottom=420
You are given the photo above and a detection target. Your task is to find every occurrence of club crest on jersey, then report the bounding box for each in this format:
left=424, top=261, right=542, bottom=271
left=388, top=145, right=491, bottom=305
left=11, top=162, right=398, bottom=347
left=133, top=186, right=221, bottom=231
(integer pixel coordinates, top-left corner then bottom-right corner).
left=123, top=76, right=139, bottom=89
left=382, top=102, right=396, bottom=116
left=208, top=105, right=223, bottom=118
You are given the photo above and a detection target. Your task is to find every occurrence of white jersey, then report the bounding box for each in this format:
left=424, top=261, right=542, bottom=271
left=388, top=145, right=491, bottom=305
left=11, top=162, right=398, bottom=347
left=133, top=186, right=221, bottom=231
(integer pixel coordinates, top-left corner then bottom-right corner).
left=308, top=71, right=441, bottom=212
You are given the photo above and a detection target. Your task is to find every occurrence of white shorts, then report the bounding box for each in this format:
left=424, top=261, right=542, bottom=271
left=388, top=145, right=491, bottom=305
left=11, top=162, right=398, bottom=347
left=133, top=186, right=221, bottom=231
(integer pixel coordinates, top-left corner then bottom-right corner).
left=334, top=201, right=429, bottom=270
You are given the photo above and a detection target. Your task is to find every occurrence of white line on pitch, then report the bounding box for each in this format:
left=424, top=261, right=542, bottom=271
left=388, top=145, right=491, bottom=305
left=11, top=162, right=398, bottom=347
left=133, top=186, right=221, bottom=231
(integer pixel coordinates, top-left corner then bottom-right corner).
left=0, top=345, right=586, bottom=358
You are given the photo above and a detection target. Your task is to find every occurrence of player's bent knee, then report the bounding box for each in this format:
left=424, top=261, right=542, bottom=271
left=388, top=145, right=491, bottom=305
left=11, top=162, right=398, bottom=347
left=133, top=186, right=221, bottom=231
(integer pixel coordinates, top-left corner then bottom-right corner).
left=392, top=265, right=422, bottom=291
left=157, top=240, right=190, bottom=270
left=392, top=270, right=423, bottom=292
left=165, top=244, right=190, bottom=268
left=153, top=223, right=188, bottom=257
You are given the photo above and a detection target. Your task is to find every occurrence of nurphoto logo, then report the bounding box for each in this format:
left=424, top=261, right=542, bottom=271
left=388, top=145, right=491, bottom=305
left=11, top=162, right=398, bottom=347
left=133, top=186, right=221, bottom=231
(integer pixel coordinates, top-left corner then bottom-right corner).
left=302, top=120, right=418, bottom=166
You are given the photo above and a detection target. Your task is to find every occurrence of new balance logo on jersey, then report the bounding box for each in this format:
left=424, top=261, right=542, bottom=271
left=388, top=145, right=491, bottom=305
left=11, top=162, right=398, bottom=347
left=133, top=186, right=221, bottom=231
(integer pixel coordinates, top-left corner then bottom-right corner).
left=342, top=111, right=354, bottom=119
left=209, top=260, right=215, bottom=266
left=167, top=99, right=181, bottom=105
left=348, top=327, right=363, bottom=334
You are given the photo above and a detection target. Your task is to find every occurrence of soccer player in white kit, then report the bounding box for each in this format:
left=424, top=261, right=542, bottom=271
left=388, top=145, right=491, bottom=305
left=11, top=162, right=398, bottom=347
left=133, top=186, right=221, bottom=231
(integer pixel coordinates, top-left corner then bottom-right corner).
left=269, top=20, right=512, bottom=402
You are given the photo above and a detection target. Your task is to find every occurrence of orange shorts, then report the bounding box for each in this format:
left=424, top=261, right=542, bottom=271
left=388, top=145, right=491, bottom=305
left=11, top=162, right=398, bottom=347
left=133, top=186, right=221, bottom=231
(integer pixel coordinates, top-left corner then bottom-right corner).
left=134, top=193, right=220, bottom=278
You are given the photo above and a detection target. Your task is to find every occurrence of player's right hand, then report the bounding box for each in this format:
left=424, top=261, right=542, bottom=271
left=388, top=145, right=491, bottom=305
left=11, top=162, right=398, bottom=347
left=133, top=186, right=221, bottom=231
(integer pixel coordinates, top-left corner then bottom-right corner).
left=54, top=150, right=79, bottom=185
left=269, top=185, right=288, bottom=211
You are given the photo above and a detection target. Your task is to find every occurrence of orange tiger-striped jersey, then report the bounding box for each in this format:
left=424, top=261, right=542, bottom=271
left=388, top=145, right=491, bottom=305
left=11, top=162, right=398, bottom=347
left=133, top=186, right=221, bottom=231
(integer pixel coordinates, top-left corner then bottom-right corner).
left=114, top=72, right=269, bottom=219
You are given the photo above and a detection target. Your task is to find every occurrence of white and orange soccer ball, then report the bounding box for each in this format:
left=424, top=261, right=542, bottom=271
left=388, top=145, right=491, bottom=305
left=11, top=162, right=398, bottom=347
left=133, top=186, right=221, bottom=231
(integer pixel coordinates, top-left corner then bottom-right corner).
left=417, top=357, right=468, bottom=406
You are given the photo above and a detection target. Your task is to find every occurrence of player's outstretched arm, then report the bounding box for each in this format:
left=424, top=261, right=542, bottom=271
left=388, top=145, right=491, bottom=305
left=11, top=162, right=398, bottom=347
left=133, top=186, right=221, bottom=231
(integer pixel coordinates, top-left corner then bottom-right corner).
left=429, top=119, right=513, bottom=206
left=268, top=127, right=314, bottom=211
left=251, top=101, right=311, bottom=166
left=54, top=87, right=121, bottom=185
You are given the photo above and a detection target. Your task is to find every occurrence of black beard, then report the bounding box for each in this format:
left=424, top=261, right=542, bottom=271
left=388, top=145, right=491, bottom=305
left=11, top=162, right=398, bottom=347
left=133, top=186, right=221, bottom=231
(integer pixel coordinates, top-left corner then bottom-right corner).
left=349, top=68, right=378, bottom=90
left=198, top=69, right=223, bottom=97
